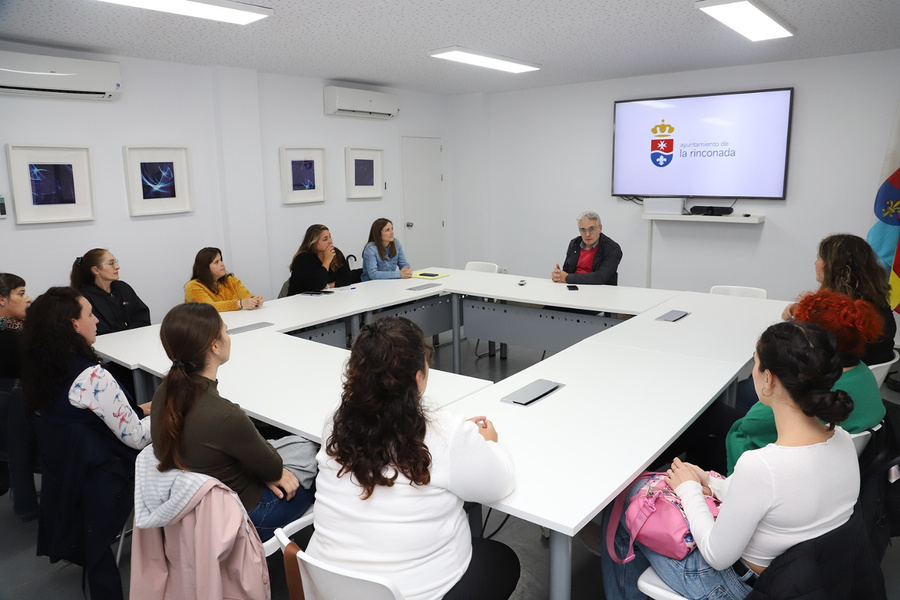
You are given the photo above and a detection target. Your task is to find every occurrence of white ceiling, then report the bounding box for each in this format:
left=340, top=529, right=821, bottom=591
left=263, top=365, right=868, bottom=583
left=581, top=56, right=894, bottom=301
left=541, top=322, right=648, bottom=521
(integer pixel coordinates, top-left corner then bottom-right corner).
left=1, top=0, right=899, bottom=96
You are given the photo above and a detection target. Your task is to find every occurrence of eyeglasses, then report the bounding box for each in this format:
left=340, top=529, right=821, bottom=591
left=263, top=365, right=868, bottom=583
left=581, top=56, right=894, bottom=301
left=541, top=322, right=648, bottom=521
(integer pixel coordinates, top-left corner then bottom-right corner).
left=104, top=259, right=120, bottom=267
left=578, top=226, right=600, bottom=235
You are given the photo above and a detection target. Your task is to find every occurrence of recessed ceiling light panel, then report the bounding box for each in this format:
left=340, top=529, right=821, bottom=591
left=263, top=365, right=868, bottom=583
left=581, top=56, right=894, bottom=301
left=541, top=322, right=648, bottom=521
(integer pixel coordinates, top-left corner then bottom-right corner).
left=697, top=0, right=794, bottom=41
left=429, top=46, right=540, bottom=74
left=96, top=0, right=272, bottom=25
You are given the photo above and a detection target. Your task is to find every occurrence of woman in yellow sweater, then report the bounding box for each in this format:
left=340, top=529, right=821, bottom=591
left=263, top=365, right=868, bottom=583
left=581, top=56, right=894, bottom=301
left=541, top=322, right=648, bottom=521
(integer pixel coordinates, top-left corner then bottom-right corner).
left=184, top=247, right=263, bottom=312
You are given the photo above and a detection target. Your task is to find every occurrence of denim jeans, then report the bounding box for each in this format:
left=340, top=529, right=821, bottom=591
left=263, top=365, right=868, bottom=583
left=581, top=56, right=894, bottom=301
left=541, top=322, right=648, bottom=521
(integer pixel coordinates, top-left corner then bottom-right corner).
left=248, top=482, right=315, bottom=542
left=601, top=478, right=753, bottom=600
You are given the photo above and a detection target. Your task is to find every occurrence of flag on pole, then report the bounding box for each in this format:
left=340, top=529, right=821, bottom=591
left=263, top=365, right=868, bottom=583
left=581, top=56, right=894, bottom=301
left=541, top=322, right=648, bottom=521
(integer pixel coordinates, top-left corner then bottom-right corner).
left=866, top=103, right=900, bottom=311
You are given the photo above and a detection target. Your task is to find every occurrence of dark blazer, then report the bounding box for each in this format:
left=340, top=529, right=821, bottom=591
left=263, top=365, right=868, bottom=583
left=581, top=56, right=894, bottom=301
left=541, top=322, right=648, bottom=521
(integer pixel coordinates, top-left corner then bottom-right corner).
left=80, top=281, right=151, bottom=335
left=747, top=508, right=886, bottom=600
left=561, top=234, right=623, bottom=285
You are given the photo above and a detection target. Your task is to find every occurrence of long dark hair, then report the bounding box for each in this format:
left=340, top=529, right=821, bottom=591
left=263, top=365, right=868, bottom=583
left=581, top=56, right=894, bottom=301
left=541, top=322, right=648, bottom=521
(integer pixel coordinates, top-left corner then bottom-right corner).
left=190, top=247, right=232, bottom=294
left=290, top=224, right=345, bottom=272
left=818, top=234, right=891, bottom=308
left=155, top=302, right=223, bottom=471
left=326, top=316, right=434, bottom=499
left=756, top=321, right=853, bottom=428
left=70, top=248, right=108, bottom=289
left=366, top=218, right=396, bottom=261
left=21, top=287, right=99, bottom=411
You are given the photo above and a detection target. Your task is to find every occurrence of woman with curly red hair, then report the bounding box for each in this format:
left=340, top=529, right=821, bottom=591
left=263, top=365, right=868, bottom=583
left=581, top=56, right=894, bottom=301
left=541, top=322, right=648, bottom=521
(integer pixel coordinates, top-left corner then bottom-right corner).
left=726, top=288, right=885, bottom=473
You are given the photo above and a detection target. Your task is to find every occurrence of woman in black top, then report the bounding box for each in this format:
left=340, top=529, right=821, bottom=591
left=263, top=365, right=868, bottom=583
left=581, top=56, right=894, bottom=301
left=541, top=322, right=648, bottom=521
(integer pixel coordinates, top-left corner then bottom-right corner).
left=287, top=224, right=353, bottom=295
left=70, top=248, right=151, bottom=335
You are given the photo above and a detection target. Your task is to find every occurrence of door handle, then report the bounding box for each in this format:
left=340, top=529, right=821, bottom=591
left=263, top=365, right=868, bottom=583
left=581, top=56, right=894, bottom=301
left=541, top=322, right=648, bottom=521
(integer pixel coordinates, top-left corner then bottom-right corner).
left=406, top=222, right=414, bottom=228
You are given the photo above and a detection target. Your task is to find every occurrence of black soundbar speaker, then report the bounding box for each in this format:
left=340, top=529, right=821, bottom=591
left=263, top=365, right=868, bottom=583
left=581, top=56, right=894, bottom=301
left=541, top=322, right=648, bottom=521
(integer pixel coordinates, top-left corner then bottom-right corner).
left=689, top=206, right=734, bottom=216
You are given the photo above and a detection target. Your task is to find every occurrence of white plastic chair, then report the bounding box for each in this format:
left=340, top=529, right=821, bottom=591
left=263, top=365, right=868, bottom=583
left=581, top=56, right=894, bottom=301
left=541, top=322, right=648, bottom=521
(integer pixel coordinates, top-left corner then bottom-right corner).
left=274, top=527, right=405, bottom=600
left=709, top=285, right=767, bottom=299
left=868, top=350, right=899, bottom=388
left=464, top=261, right=499, bottom=274
left=850, top=422, right=883, bottom=458
left=637, top=566, right=688, bottom=599
left=262, top=505, right=314, bottom=557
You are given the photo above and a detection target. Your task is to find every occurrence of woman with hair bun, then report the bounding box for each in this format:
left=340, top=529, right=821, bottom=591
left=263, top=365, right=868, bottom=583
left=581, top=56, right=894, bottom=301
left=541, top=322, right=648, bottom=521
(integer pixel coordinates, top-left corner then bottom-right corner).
left=603, top=321, right=860, bottom=600
left=783, top=233, right=895, bottom=366
left=726, top=288, right=884, bottom=474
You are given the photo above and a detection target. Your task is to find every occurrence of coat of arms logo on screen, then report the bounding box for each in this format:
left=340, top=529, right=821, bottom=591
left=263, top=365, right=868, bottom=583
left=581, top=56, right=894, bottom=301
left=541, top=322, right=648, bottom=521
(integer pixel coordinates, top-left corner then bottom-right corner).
left=650, top=120, right=675, bottom=168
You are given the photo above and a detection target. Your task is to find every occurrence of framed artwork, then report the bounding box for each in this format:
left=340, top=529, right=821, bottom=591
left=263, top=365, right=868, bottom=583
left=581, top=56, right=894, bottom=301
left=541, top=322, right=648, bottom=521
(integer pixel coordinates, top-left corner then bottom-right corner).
left=123, top=146, right=192, bottom=216
left=345, top=147, right=384, bottom=198
left=6, top=144, right=95, bottom=224
left=280, top=147, right=325, bottom=204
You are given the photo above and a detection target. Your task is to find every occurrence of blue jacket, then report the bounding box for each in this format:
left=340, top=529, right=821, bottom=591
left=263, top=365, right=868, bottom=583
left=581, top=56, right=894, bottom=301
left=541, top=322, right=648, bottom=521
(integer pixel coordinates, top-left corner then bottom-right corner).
left=360, top=240, right=410, bottom=281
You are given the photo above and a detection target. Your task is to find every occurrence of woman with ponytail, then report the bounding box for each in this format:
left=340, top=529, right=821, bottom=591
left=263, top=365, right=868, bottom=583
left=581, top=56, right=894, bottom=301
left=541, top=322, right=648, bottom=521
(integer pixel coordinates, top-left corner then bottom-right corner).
left=726, top=288, right=884, bottom=474
left=151, top=303, right=315, bottom=542
left=603, top=320, right=861, bottom=599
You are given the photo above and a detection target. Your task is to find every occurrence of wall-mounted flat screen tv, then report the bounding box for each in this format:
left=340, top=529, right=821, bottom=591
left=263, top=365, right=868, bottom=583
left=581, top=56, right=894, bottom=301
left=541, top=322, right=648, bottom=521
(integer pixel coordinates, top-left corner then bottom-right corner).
left=612, top=88, right=793, bottom=199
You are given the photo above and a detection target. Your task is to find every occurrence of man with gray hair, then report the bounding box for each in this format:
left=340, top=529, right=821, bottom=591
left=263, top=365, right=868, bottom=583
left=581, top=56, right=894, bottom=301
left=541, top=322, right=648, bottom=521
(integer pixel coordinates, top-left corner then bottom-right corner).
left=552, top=211, right=622, bottom=285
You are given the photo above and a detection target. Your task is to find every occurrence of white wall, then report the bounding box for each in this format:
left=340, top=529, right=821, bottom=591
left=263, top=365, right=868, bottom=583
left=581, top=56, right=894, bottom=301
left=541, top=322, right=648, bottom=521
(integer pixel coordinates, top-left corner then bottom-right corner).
left=0, top=43, right=448, bottom=322
left=255, top=74, right=448, bottom=292
left=0, top=47, right=226, bottom=320
left=467, top=49, right=900, bottom=301
left=1, top=43, right=898, bottom=323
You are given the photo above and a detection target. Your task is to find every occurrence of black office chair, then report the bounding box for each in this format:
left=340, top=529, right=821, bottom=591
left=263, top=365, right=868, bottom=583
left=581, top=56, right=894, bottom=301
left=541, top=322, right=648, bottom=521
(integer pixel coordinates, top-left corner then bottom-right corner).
left=35, top=415, right=138, bottom=600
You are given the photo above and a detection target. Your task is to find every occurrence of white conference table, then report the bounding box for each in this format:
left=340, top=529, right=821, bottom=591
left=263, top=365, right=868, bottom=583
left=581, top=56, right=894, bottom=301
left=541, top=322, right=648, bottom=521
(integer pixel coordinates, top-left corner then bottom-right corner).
left=92, top=271, right=789, bottom=600
left=447, top=292, right=789, bottom=600
left=216, top=329, right=491, bottom=443
left=95, top=325, right=491, bottom=443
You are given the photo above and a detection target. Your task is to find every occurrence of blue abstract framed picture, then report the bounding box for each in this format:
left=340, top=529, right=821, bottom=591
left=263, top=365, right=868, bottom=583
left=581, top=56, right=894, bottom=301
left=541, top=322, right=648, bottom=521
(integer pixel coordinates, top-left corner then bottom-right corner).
left=345, top=147, right=384, bottom=199
left=6, top=144, right=95, bottom=224
left=123, top=147, right=192, bottom=216
left=280, top=147, right=325, bottom=204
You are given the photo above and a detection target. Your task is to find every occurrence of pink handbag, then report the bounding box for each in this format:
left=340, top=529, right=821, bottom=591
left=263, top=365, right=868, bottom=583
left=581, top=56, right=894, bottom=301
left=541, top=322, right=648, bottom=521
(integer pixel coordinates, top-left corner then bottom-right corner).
left=605, top=472, right=721, bottom=563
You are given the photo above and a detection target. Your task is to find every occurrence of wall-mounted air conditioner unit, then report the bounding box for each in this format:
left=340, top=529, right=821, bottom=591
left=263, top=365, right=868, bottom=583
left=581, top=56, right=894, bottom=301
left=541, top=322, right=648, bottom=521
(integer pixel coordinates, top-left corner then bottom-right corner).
left=0, top=50, right=122, bottom=101
left=324, top=86, right=399, bottom=119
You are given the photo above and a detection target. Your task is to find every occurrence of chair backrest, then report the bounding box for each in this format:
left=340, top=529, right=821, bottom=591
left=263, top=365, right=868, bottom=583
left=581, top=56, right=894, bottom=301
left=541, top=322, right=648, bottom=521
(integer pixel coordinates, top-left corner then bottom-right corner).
left=274, top=528, right=405, bottom=600
left=278, top=279, right=290, bottom=299
left=850, top=422, right=883, bottom=458
left=262, top=506, right=314, bottom=557
left=709, top=285, right=767, bottom=299
left=465, top=261, right=499, bottom=274
left=867, top=350, right=899, bottom=388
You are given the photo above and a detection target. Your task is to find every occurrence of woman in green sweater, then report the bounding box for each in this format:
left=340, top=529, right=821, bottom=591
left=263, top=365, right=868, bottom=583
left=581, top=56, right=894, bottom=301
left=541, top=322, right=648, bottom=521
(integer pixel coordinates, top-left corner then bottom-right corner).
left=726, top=288, right=885, bottom=474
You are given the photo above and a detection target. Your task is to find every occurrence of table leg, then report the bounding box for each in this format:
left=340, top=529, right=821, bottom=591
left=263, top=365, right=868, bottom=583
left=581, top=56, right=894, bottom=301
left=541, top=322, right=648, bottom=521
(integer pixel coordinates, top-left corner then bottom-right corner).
left=349, top=313, right=362, bottom=343
left=133, top=369, right=153, bottom=405
left=451, top=293, right=461, bottom=374
left=549, top=529, right=572, bottom=600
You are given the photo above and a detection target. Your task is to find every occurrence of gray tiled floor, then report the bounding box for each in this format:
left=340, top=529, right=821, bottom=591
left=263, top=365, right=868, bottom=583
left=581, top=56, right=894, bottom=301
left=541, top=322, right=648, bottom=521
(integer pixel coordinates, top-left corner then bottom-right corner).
left=2, top=337, right=899, bottom=599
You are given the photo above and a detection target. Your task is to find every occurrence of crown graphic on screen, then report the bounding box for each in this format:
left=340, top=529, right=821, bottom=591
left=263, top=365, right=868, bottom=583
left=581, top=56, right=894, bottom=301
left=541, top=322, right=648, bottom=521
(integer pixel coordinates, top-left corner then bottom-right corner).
left=651, top=120, right=675, bottom=137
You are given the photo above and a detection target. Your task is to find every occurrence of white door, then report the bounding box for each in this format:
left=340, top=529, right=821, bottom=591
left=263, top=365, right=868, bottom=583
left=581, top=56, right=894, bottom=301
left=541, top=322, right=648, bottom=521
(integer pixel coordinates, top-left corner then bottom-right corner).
left=401, top=136, right=444, bottom=269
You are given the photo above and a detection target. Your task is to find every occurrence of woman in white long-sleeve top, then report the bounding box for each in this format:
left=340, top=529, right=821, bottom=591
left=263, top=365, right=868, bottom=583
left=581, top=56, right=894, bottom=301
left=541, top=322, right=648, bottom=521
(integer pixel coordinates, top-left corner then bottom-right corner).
left=602, top=320, right=862, bottom=600
left=307, top=316, right=520, bottom=600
